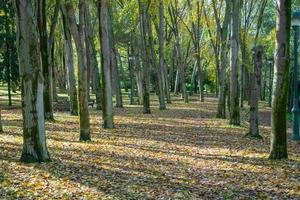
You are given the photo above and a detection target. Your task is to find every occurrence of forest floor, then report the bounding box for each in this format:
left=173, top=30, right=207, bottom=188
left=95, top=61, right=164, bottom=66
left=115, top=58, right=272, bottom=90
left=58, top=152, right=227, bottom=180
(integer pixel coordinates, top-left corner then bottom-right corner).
left=0, top=89, right=299, bottom=199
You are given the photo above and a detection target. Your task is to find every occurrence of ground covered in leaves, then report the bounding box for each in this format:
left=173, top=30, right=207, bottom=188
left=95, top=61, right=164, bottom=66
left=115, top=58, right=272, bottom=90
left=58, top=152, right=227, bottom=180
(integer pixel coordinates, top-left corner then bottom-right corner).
left=0, top=93, right=299, bottom=199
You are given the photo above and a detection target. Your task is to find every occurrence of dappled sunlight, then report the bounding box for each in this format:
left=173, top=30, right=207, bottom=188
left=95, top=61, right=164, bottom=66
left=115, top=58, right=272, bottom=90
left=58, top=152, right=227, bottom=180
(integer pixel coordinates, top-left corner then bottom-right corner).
left=0, top=96, right=299, bottom=198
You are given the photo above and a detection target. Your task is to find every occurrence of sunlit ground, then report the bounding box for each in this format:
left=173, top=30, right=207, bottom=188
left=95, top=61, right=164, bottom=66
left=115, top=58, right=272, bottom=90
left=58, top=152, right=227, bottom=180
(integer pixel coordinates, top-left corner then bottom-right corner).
left=0, top=88, right=299, bottom=199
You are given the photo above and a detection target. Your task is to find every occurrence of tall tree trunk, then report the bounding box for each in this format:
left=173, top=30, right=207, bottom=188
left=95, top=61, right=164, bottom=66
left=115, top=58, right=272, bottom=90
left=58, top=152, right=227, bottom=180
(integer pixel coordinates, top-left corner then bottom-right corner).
left=269, top=0, right=290, bottom=160
left=136, top=68, right=143, bottom=105
left=99, top=0, right=114, bottom=128
left=247, top=47, right=263, bottom=138
left=174, top=68, right=179, bottom=94
left=47, top=0, right=60, bottom=104
left=128, top=45, right=135, bottom=105
left=66, top=0, right=91, bottom=141
left=0, top=107, right=3, bottom=133
left=176, top=38, right=188, bottom=103
left=61, top=6, right=78, bottom=115
left=37, top=0, right=54, bottom=120
left=14, top=0, right=51, bottom=162
left=216, top=0, right=231, bottom=119
left=5, top=37, right=12, bottom=107
left=229, top=0, right=240, bottom=126
left=157, top=0, right=167, bottom=110
left=139, top=0, right=151, bottom=114
left=268, top=62, right=273, bottom=107
left=108, top=7, right=123, bottom=108
left=85, top=4, right=102, bottom=110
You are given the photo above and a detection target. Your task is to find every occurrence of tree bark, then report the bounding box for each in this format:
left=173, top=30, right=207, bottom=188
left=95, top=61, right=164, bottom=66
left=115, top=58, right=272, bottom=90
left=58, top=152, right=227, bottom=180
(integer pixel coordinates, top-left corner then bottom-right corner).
left=85, top=4, right=102, bottom=110
left=14, top=0, right=51, bottom=163
left=0, top=107, right=3, bottom=133
left=156, top=0, right=167, bottom=110
left=138, top=0, right=151, bottom=114
left=269, top=0, right=290, bottom=160
left=61, top=5, right=78, bottom=115
left=247, top=47, right=263, bottom=138
left=108, top=7, right=123, bottom=108
left=99, top=0, right=114, bottom=128
left=229, top=0, right=240, bottom=126
left=66, top=0, right=91, bottom=141
left=216, top=0, right=231, bottom=119
left=37, top=0, right=54, bottom=120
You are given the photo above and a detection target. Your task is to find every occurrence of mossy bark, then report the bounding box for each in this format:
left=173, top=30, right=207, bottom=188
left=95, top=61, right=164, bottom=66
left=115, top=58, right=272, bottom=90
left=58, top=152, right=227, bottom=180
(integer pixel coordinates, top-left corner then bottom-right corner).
left=14, top=0, right=51, bottom=163
left=269, top=0, right=290, bottom=160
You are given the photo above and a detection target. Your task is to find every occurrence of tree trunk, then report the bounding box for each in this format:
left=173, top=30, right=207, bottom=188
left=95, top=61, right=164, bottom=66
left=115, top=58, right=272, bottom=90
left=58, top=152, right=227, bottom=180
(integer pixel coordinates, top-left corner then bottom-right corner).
left=61, top=5, right=78, bottom=115
left=176, top=38, right=188, bottom=103
left=139, top=0, right=151, bottom=114
left=269, top=0, right=290, bottom=160
left=216, top=0, right=231, bottom=119
left=99, top=0, right=114, bottom=128
left=85, top=4, right=102, bottom=110
left=14, top=0, right=51, bottom=163
left=37, top=0, right=54, bottom=120
left=156, top=0, right=167, bottom=110
left=108, top=8, right=123, bottom=108
left=66, top=0, right=91, bottom=141
left=0, top=107, right=3, bottom=133
left=5, top=37, right=12, bottom=107
left=136, top=69, right=143, bottom=105
left=128, top=45, right=135, bottom=105
left=229, top=0, right=240, bottom=126
left=247, top=47, right=263, bottom=138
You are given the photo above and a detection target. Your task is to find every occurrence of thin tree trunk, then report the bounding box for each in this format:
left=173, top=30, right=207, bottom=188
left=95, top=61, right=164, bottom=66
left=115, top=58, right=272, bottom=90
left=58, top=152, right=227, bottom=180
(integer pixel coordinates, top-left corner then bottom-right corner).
left=14, top=0, right=51, bottom=162
left=0, top=107, right=3, bottom=133
left=139, top=0, right=151, bottom=114
left=108, top=7, right=123, bottom=108
left=66, top=0, right=91, bottom=141
left=38, top=0, right=54, bottom=120
left=85, top=4, right=102, bottom=110
left=216, top=0, right=231, bottom=119
left=247, top=47, right=263, bottom=138
left=229, top=0, right=240, bottom=126
left=269, top=0, right=290, bottom=160
left=99, top=0, right=114, bottom=128
left=5, top=38, right=12, bottom=107
left=128, top=45, right=135, bottom=105
left=157, top=0, right=167, bottom=109
left=61, top=5, right=78, bottom=115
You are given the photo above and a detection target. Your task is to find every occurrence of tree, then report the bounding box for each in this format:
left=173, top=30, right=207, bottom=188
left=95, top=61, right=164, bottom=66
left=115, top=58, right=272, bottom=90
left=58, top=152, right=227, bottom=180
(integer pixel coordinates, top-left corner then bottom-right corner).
left=203, top=0, right=231, bottom=118
left=108, top=6, right=123, bottom=108
left=138, top=0, right=151, bottom=114
left=269, top=0, right=291, bottom=160
left=14, top=0, right=51, bottom=162
left=0, top=107, right=3, bottom=133
left=247, top=46, right=263, bottom=138
left=65, top=0, right=91, bottom=141
left=152, top=0, right=166, bottom=110
left=159, top=0, right=171, bottom=104
left=61, top=5, right=78, bottom=115
left=85, top=4, right=102, bottom=110
left=37, top=0, right=55, bottom=120
left=168, top=1, right=188, bottom=103
left=99, top=0, right=114, bottom=128
left=229, top=0, right=240, bottom=126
